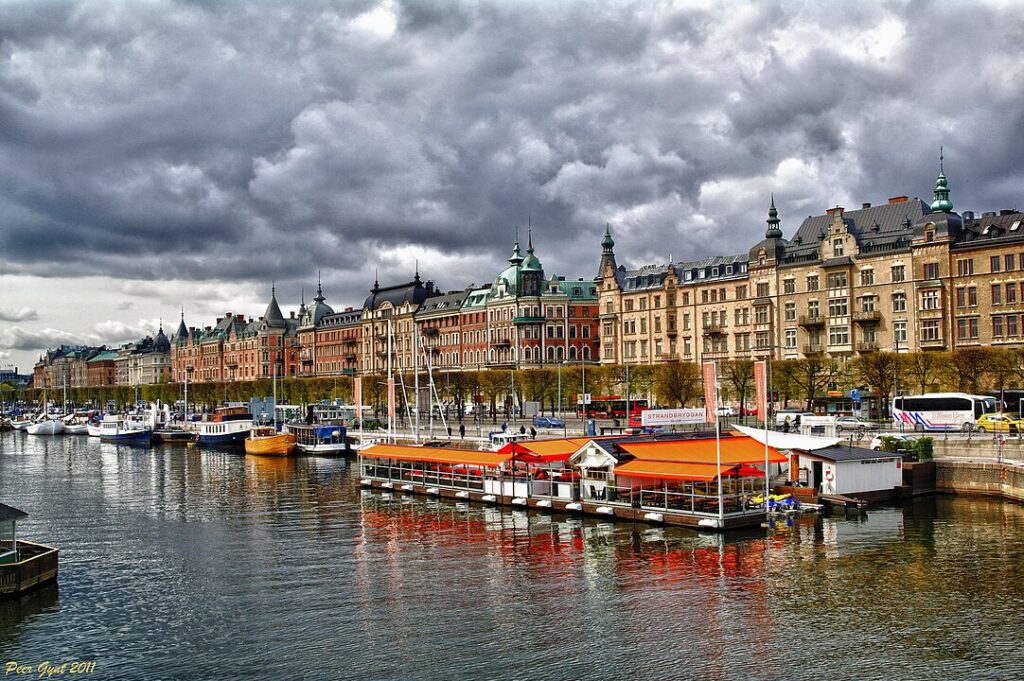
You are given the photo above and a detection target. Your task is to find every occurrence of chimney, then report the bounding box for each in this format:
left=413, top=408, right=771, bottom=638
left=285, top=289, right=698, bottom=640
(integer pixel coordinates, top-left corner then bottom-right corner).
left=236, top=314, right=245, bottom=322
left=1000, top=209, right=1016, bottom=216
left=826, top=206, right=845, bottom=218
left=290, top=311, right=295, bottom=319
left=888, top=196, right=909, bottom=205
left=862, top=202, right=871, bottom=209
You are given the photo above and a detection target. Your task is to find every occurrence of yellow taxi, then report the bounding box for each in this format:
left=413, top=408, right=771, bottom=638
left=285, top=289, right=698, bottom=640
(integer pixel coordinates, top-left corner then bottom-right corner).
left=974, top=413, right=1024, bottom=433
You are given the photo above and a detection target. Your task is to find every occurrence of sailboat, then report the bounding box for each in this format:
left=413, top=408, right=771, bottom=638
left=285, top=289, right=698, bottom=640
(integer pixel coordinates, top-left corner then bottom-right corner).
left=244, top=364, right=295, bottom=456
left=26, top=387, right=64, bottom=435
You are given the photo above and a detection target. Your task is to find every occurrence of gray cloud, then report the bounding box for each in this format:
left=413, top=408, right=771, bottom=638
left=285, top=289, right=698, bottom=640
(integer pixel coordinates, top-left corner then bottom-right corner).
left=1, top=0, right=1022, bottom=308
left=0, top=307, right=39, bottom=322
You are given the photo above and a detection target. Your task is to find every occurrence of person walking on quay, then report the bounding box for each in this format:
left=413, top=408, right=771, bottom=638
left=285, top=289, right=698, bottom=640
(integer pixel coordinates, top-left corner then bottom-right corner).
left=519, top=424, right=526, bottom=435
left=783, top=416, right=791, bottom=433
left=459, top=423, right=465, bottom=439
left=530, top=426, right=536, bottom=440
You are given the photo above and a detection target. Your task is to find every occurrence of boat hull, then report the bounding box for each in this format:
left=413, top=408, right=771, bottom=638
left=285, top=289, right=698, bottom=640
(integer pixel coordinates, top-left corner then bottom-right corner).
left=196, top=430, right=250, bottom=446
left=152, top=429, right=194, bottom=444
left=296, top=443, right=349, bottom=455
left=245, top=433, right=296, bottom=456
left=87, top=424, right=103, bottom=437
left=26, top=420, right=65, bottom=435
left=64, top=424, right=89, bottom=435
left=99, top=430, right=152, bottom=444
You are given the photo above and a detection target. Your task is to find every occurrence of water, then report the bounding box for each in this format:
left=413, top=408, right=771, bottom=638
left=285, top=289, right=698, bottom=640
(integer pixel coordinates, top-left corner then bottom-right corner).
left=2, top=432, right=1023, bottom=680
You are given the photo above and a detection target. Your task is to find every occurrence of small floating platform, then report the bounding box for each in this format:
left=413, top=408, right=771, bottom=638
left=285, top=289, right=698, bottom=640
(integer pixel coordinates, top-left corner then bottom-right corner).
left=1, top=505, right=59, bottom=597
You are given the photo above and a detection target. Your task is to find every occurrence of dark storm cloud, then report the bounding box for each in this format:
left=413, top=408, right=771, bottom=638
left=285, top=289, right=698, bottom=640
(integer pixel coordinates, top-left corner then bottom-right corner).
left=1, top=0, right=1023, bottom=296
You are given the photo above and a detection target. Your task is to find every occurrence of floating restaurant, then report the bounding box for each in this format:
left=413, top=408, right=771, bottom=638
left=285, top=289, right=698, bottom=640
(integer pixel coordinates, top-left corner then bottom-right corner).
left=358, top=433, right=788, bottom=529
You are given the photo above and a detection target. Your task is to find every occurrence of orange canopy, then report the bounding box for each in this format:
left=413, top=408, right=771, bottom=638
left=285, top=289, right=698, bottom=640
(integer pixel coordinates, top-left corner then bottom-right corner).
left=361, top=444, right=510, bottom=468
left=499, top=437, right=592, bottom=462
left=614, top=460, right=733, bottom=481
left=619, top=435, right=787, bottom=465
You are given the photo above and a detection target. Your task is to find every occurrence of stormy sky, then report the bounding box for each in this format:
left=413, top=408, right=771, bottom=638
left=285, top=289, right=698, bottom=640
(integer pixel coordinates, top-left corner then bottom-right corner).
left=2, top=0, right=1023, bottom=372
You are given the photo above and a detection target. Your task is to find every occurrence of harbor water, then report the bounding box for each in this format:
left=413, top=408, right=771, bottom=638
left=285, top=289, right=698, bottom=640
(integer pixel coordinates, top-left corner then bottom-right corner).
left=2, top=432, right=1023, bottom=680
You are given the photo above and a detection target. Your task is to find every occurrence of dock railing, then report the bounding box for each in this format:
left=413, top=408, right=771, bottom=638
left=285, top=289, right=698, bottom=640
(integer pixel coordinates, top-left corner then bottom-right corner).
left=0, top=541, right=59, bottom=596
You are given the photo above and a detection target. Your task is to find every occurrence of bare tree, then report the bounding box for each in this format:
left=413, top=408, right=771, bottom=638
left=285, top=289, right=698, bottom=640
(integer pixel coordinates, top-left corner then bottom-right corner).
left=943, top=347, right=993, bottom=394
left=721, top=360, right=754, bottom=413
left=653, top=361, right=702, bottom=407
left=853, top=352, right=905, bottom=417
left=906, top=352, right=944, bottom=394
left=774, top=358, right=840, bottom=411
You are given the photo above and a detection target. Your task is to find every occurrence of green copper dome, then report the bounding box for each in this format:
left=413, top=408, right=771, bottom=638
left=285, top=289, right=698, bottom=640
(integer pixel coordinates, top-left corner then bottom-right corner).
left=930, top=148, right=953, bottom=213
left=765, top=193, right=783, bottom=239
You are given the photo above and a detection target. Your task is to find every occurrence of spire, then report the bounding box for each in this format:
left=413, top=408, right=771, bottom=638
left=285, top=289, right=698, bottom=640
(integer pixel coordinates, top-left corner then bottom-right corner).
left=508, top=234, right=524, bottom=265
left=298, top=287, right=307, bottom=317
left=263, top=284, right=285, bottom=325
left=765, top=193, right=783, bottom=239
left=175, top=308, right=188, bottom=341
left=527, top=222, right=534, bottom=252
left=931, top=146, right=953, bottom=212
left=601, top=222, right=615, bottom=253
left=373, top=267, right=379, bottom=292
left=314, top=271, right=325, bottom=303
left=414, top=259, right=421, bottom=284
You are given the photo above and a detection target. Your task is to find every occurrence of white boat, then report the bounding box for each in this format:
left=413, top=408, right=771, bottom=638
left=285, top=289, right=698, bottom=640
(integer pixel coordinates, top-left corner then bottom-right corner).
left=11, top=419, right=35, bottom=431
left=98, top=416, right=152, bottom=444
left=26, top=419, right=65, bottom=435
left=64, top=423, right=89, bottom=435
left=87, top=422, right=103, bottom=437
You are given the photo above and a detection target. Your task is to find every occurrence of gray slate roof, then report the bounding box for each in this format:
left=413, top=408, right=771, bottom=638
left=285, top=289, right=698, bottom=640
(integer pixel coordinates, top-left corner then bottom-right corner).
left=0, top=503, right=28, bottom=522
left=800, top=445, right=897, bottom=462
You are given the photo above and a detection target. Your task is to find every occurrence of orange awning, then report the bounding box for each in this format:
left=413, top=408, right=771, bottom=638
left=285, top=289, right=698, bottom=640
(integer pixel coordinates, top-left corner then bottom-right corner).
left=499, top=437, right=592, bottom=462
left=614, top=460, right=733, bottom=481
left=619, top=435, right=787, bottom=465
left=361, top=444, right=510, bottom=468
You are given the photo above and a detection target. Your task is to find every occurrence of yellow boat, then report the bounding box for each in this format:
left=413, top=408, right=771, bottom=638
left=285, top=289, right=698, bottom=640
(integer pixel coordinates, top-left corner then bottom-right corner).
left=244, top=426, right=296, bottom=456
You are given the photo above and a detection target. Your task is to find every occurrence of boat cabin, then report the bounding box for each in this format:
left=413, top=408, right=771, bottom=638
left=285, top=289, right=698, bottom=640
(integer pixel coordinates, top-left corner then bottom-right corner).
left=0, top=503, right=27, bottom=564
left=488, top=431, right=532, bottom=451
left=790, top=445, right=903, bottom=500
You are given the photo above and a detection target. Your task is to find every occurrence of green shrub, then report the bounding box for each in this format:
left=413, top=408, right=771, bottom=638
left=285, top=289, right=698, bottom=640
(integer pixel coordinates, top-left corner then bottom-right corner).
left=913, top=437, right=934, bottom=461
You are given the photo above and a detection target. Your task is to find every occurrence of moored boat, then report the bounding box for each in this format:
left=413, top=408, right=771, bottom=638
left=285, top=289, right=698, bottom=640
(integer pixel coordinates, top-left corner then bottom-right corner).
left=26, top=419, right=65, bottom=436
left=194, top=406, right=253, bottom=447
left=291, top=422, right=348, bottom=455
left=11, top=419, right=35, bottom=431
left=244, top=426, right=296, bottom=456
left=87, top=422, right=103, bottom=437
left=152, top=428, right=195, bottom=444
left=98, top=416, right=152, bottom=444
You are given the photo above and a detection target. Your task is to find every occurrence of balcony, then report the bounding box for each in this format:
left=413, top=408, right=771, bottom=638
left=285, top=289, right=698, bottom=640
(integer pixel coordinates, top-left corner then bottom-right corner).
left=853, top=310, right=882, bottom=325
left=702, top=322, right=725, bottom=336
left=803, top=343, right=824, bottom=355
left=666, top=327, right=677, bottom=336
left=655, top=353, right=677, bottom=362
left=857, top=341, right=879, bottom=353
left=344, top=353, right=357, bottom=361
left=512, top=315, right=545, bottom=325
left=798, top=315, right=825, bottom=327
left=491, top=338, right=511, bottom=348
left=703, top=350, right=730, bottom=360
left=919, top=336, right=946, bottom=348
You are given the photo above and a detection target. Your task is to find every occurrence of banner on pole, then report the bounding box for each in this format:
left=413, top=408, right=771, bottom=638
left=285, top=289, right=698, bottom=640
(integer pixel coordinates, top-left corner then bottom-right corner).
left=702, top=361, right=718, bottom=425
left=387, top=378, right=396, bottom=419
left=754, top=360, right=767, bottom=422
left=354, top=376, right=363, bottom=418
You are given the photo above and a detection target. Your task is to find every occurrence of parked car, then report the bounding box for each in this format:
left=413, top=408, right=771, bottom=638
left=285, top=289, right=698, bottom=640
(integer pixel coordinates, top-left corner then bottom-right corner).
left=739, top=405, right=758, bottom=416
left=835, top=415, right=871, bottom=432
left=532, top=416, right=565, bottom=428
left=870, top=433, right=917, bottom=451
left=974, top=413, right=1024, bottom=433
left=716, top=405, right=739, bottom=417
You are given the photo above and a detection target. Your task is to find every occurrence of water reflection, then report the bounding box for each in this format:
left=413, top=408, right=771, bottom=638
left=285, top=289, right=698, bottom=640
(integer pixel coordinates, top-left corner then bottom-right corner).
left=1, top=432, right=1023, bottom=680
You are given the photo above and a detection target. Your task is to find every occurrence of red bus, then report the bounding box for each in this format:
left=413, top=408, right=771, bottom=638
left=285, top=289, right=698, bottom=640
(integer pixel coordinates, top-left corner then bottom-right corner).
left=577, top=396, right=648, bottom=419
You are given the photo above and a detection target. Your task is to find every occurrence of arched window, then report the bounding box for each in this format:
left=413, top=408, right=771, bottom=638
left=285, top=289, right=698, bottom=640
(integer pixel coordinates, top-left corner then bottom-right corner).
left=569, top=346, right=578, bottom=360
left=556, top=346, right=565, bottom=361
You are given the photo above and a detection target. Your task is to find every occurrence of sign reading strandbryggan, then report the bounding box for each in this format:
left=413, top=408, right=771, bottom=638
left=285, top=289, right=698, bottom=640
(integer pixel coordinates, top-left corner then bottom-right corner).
left=641, top=408, right=707, bottom=427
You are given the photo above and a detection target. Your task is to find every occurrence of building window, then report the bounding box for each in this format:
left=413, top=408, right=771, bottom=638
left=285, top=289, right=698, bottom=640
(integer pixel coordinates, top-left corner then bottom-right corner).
left=861, top=296, right=876, bottom=313
left=1010, top=315, right=1020, bottom=336
left=994, top=316, right=1004, bottom=338
left=1009, top=284, right=1018, bottom=305
left=827, top=272, right=848, bottom=289
left=991, top=256, right=1002, bottom=273
left=922, top=290, right=940, bottom=310
left=807, top=275, right=819, bottom=291
left=827, top=298, right=849, bottom=317
left=894, top=321, right=907, bottom=344
left=756, top=282, right=769, bottom=297
left=828, top=326, right=850, bottom=346
left=1007, top=254, right=1016, bottom=272
left=860, top=269, right=874, bottom=286
left=736, top=285, right=747, bottom=299
left=993, top=284, right=1003, bottom=305
left=957, top=318, right=979, bottom=340
left=784, top=302, right=796, bottom=321
left=785, top=329, right=797, bottom=348
left=957, top=258, right=974, bottom=276
left=625, top=300, right=634, bottom=312
left=969, top=286, right=977, bottom=306
left=892, top=292, right=907, bottom=313
left=891, top=264, right=905, bottom=283
left=924, top=262, right=940, bottom=280
left=808, top=300, right=820, bottom=318
left=783, top=279, right=795, bottom=294
left=921, top=320, right=941, bottom=342
left=833, top=238, right=844, bottom=256
left=755, top=306, right=769, bottom=324
left=956, top=287, right=966, bottom=308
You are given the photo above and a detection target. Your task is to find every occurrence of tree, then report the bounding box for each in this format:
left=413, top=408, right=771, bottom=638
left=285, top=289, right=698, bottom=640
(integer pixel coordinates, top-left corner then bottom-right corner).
left=478, top=371, right=509, bottom=422
left=721, top=360, right=754, bottom=413
left=653, top=361, right=702, bottom=407
left=775, top=358, right=841, bottom=411
left=853, top=352, right=905, bottom=417
left=907, top=352, right=944, bottom=394
left=943, top=347, right=993, bottom=394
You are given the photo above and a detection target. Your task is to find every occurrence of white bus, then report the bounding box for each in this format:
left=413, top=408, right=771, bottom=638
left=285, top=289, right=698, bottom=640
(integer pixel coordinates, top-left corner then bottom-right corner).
left=892, top=392, right=997, bottom=432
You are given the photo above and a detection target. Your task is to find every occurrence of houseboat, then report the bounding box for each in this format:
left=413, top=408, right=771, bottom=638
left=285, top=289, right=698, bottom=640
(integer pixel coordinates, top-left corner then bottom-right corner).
left=0, top=504, right=59, bottom=596
left=194, top=406, right=253, bottom=447
left=359, top=433, right=790, bottom=530
left=244, top=426, right=296, bottom=456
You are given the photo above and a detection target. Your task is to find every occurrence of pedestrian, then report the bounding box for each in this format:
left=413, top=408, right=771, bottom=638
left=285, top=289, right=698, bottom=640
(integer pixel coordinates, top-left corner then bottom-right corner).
left=501, top=421, right=507, bottom=432
left=530, top=426, right=536, bottom=440
left=446, top=425, right=452, bottom=438
left=519, top=424, right=526, bottom=435
left=783, top=415, right=791, bottom=433
left=459, top=423, right=465, bottom=439
left=794, top=414, right=802, bottom=430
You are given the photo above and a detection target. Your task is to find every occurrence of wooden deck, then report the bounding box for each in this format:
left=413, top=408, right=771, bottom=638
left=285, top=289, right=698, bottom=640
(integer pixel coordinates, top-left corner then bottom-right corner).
left=360, top=478, right=768, bottom=530
left=0, top=541, right=59, bottom=596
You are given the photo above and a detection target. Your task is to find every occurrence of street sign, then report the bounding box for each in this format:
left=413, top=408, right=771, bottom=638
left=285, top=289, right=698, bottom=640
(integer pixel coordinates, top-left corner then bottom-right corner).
left=850, top=388, right=861, bottom=402
left=576, top=393, right=592, bottom=405
left=641, top=408, right=706, bottom=426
